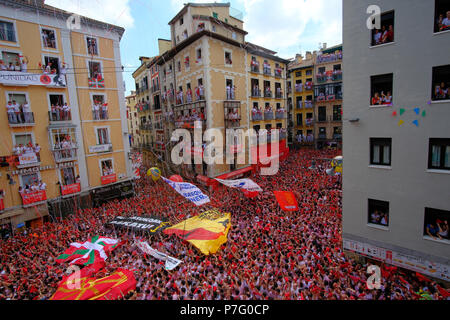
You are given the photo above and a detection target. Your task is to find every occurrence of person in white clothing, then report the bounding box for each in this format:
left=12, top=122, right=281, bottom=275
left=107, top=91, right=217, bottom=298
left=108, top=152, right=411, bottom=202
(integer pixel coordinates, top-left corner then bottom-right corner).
left=22, top=101, right=32, bottom=123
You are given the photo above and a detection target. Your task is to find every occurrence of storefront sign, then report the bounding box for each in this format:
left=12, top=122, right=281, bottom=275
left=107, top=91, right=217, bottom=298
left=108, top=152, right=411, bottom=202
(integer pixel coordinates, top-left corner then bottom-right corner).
left=343, top=238, right=450, bottom=282
left=101, top=174, right=117, bottom=185
left=21, top=190, right=47, bottom=206
left=61, top=183, right=81, bottom=196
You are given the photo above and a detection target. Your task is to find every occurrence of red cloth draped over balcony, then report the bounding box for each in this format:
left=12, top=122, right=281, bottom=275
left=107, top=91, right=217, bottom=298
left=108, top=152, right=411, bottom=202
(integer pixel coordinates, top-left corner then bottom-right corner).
left=0, top=198, right=4, bottom=211
left=101, top=174, right=117, bottom=185
left=21, top=190, right=47, bottom=205
left=61, top=183, right=81, bottom=196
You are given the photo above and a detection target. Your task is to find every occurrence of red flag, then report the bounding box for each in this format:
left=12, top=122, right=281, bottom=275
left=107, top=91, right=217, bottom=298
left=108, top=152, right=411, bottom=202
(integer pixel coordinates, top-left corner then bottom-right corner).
left=415, top=272, right=432, bottom=283
left=273, top=191, right=298, bottom=211
left=437, top=285, right=450, bottom=298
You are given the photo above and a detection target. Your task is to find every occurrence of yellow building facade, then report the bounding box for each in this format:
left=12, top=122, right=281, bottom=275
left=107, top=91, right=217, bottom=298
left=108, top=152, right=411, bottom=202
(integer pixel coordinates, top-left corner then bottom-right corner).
left=0, top=0, right=133, bottom=229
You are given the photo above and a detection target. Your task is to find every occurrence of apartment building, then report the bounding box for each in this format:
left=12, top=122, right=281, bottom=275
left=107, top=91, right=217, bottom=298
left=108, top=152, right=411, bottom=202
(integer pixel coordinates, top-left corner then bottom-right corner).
left=287, top=52, right=316, bottom=147
left=343, top=0, right=450, bottom=282
left=0, top=0, right=133, bottom=229
left=125, top=91, right=139, bottom=148
left=314, top=44, right=343, bottom=149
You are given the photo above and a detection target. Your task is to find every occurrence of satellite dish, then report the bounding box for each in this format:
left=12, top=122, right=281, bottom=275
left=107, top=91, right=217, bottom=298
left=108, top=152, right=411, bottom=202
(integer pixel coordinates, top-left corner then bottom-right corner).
left=326, top=168, right=336, bottom=176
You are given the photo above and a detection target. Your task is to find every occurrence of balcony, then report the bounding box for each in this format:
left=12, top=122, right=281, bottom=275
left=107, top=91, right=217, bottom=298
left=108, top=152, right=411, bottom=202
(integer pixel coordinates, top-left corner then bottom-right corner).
left=12, top=152, right=41, bottom=169
left=263, top=66, right=271, bottom=76
left=225, top=90, right=236, bottom=101
left=52, top=146, right=78, bottom=163
left=154, top=122, right=163, bottom=130
left=250, top=63, right=260, bottom=73
left=305, top=101, right=313, bottom=109
left=316, top=74, right=328, bottom=84
left=155, top=141, right=166, bottom=151
left=264, top=110, right=274, bottom=120
left=101, top=173, right=117, bottom=185
left=139, top=123, right=153, bottom=131
left=7, top=112, right=35, bottom=127
left=332, top=72, right=343, bottom=81
left=305, top=118, right=314, bottom=126
left=61, top=183, right=81, bottom=196
left=274, top=68, right=283, bottom=78
left=137, top=102, right=150, bottom=113
left=316, top=52, right=343, bottom=64
left=20, top=190, right=47, bottom=207
left=295, top=85, right=303, bottom=93
left=275, top=110, right=286, bottom=119
left=304, top=82, right=313, bottom=91
left=296, top=101, right=303, bottom=109
left=252, top=111, right=263, bottom=121
left=264, top=90, right=272, bottom=98
left=251, top=89, right=261, bottom=98
left=224, top=101, right=241, bottom=128
left=175, top=119, right=206, bottom=129
left=48, top=111, right=71, bottom=123
left=275, top=92, right=283, bottom=99
left=92, top=110, right=109, bottom=121
left=333, top=134, right=342, bottom=141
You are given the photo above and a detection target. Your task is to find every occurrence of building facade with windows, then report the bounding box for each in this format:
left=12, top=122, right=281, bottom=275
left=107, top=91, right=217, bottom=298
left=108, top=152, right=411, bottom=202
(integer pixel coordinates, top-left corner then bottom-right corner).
left=343, top=0, right=450, bottom=282
left=0, top=0, right=133, bottom=229
left=126, top=91, right=139, bottom=149
left=287, top=52, right=316, bottom=147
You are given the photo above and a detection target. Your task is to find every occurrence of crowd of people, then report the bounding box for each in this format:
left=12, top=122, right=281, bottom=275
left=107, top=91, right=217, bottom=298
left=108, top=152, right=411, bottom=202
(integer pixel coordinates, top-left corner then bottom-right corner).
left=92, top=101, right=109, bottom=120
left=436, top=10, right=450, bottom=32
left=0, top=57, right=28, bottom=73
left=12, top=142, right=41, bottom=162
left=434, top=82, right=449, bottom=100
left=50, top=103, right=71, bottom=122
left=6, top=100, right=34, bottom=124
left=0, top=149, right=448, bottom=300
left=18, top=180, right=47, bottom=195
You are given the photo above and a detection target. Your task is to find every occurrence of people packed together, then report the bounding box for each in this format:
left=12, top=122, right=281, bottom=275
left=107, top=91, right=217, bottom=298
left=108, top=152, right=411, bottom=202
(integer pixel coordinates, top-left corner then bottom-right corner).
left=0, top=149, right=448, bottom=300
left=436, top=10, right=450, bottom=32
left=50, top=102, right=71, bottom=121
left=12, top=142, right=41, bottom=162
left=92, top=101, right=109, bottom=120
left=373, top=25, right=394, bottom=46
left=5, top=100, right=33, bottom=124
left=371, top=91, right=393, bottom=105
left=434, top=82, right=449, bottom=100
left=18, top=180, right=47, bottom=195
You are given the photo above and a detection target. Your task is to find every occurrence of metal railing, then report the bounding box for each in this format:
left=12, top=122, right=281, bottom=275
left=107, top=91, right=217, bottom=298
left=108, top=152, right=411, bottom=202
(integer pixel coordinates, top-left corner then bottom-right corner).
left=263, top=66, right=271, bottom=76
left=252, top=112, right=263, bottom=121
left=92, top=110, right=109, bottom=120
left=264, top=111, right=274, bottom=120
left=52, top=147, right=78, bottom=162
left=7, top=112, right=35, bottom=126
left=275, top=110, right=286, bottom=119
left=48, top=111, right=71, bottom=122
left=251, top=89, right=261, bottom=97
left=250, top=64, right=260, bottom=73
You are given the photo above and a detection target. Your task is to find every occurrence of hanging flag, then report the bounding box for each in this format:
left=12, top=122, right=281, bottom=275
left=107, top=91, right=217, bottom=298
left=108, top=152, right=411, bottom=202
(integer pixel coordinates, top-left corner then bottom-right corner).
left=136, top=241, right=183, bottom=271
left=164, top=209, right=231, bottom=255
left=162, top=176, right=210, bottom=206
left=215, top=178, right=262, bottom=198
left=56, top=236, right=120, bottom=266
left=50, top=269, right=136, bottom=300
left=274, top=191, right=299, bottom=211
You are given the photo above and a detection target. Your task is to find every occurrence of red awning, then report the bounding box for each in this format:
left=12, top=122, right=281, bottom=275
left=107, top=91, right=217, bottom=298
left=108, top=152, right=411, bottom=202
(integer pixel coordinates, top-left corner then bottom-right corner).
left=215, top=166, right=253, bottom=180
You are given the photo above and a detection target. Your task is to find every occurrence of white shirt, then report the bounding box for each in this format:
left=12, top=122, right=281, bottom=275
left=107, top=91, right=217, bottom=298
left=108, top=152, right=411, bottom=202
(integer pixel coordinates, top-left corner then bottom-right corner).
left=374, top=32, right=381, bottom=44
left=22, top=103, right=31, bottom=113
left=13, top=103, right=20, bottom=112
left=6, top=105, right=14, bottom=113
left=39, top=183, right=47, bottom=190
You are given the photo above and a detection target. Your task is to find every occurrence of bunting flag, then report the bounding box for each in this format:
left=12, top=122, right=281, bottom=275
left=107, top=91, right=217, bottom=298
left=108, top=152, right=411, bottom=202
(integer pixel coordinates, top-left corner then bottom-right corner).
left=215, top=178, right=262, bottom=198
left=50, top=269, right=136, bottom=300
left=56, top=236, right=120, bottom=266
left=164, top=209, right=231, bottom=255
left=274, top=191, right=299, bottom=211
left=162, top=177, right=210, bottom=206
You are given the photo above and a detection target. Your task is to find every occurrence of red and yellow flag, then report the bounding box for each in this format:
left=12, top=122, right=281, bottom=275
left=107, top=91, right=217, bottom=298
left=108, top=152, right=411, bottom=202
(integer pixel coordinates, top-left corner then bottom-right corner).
left=50, top=269, right=136, bottom=300
left=164, top=209, right=231, bottom=255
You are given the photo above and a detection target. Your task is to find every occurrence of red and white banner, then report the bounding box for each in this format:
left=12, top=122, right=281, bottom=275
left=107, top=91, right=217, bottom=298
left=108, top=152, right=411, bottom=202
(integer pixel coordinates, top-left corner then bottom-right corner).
left=21, top=190, right=47, bottom=205
left=18, top=153, right=38, bottom=165
left=273, top=191, right=298, bottom=211
left=0, top=71, right=66, bottom=87
left=61, top=183, right=81, bottom=196
left=101, top=174, right=117, bottom=185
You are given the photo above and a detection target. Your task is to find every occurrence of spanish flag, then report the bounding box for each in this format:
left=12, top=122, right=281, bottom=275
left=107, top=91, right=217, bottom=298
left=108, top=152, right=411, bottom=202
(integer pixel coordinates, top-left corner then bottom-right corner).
left=50, top=269, right=136, bottom=300
left=164, top=209, right=231, bottom=255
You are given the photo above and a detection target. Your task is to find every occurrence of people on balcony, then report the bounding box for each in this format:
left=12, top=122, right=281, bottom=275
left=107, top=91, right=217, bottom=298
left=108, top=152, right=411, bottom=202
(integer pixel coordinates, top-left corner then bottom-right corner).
left=295, top=83, right=303, bottom=92
left=101, top=103, right=108, bottom=120
left=186, top=88, right=193, bottom=103
left=6, top=100, right=35, bottom=124
left=263, top=61, right=270, bottom=74
left=177, top=90, right=184, bottom=105
left=264, top=86, right=271, bottom=97
left=371, top=91, right=392, bottom=105
left=13, top=142, right=41, bottom=162
left=434, top=82, right=449, bottom=100
left=227, top=108, right=240, bottom=124
left=373, top=25, right=394, bottom=46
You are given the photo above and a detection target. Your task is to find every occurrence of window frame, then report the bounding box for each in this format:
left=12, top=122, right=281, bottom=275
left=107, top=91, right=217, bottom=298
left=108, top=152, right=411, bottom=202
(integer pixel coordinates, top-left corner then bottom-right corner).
left=368, top=198, right=390, bottom=228
left=95, top=126, right=111, bottom=145
left=433, top=0, right=450, bottom=34
left=428, top=138, right=450, bottom=171
left=370, top=10, right=395, bottom=47
left=39, top=26, right=58, bottom=51
left=0, top=18, right=19, bottom=45
left=370, top=73, right=394, bottom=106
left=86, top=59, right=103, bottom=79
left=423, top=207, right=450, bottom=243
left=431, top=64, right=450, bottom=102
left=99, top=158, right=114, bottom=177
left=85, top=35, right=100, bottom=56
left=370, top=138, right=392, bottom=166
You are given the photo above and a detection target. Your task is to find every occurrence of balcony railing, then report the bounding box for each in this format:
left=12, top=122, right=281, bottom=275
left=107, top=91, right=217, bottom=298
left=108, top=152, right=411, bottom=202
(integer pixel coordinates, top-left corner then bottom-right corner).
left=263, top=66, right=271, bottom=76
left=11, top=152, right=41, bottom=169
left=264, top=111, right=274, bottom=120
left=304, top=82, right=313, bottom=90
left=305, top=101, right=313, bottom=108
left=48, top=111, right=71, bottom=122
left=7, top=112, right=35, bottom=127
left=264, top=90, right=272, bottom=98
left=316, top=52, right=343, bottom=64
left=224, top=101, right=241, bottom=128
left=275, top=110, right=286, bottom=119
left=274, top=69, right=283, bottom=78
left=139, top=123, right=153, bottom=131
left=333, top=134, right=342, bottom=140
left=332, top=72, right=343, bottom=81
left=226, top=90, right=236, bottom=101
left=175, top=119, right=206, bottom=129
left=295, top=85, right=303, bottom=93
left=252, top=111, right=263, bottom=121
left=316, top=75, right=328, bottom=83
left=275, top=92, right=283, bottom=99
left=137, top=103, right=150, bottom=113
left=297, top=101, right=303, bottom=109
left=92, top=110, right=109, bottom=120
left=251, top=89, right=261, bottom=97
left=250, top=63, right=260, bottom=73
left=52, top=147, right=78, bottom=163
left=305, top=118, right=314, bottom=126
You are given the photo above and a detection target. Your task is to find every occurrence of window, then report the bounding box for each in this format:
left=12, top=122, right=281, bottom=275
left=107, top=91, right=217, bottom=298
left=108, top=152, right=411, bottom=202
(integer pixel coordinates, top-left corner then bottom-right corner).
left=41, top=28, right=57, bottom=49
left=177, top=60, right=181, bottom=72
left=101, top=159, right=114, bottom=176
left=86, top=37, right=98, bottom=55
left=295, top=71, right=302, bottom=77
left=432, top=65, right=450, bottom=101
left=296, top=113, right=302, bottom=126
left=319, top=127, right=326, bottom=137
left=21, top=173, right=39, bottom=188
left=371, top=73, right=393, bottom=106
left=44, top=56, right=60, bottom=73
left=225, top=51, right=232, bottom=65
left=333, top=105, right=342, bottom=121
left=424, top=208, right=449, bottom=242
left=434, top=0, right=450, bottom=33
left=368, top=199, right=390, bottom=227
left=428, top=138, right=450, bottom=170
left=180, top=17, right=184, bottom=25
left=197, top=48, right=202, bottom=62
left=318, top=106, right=327, bottom=122
left=370, top=138, right=392, bottom=166
left=88, top=61, right=102, bottom=79
left=49, top=94, right=64, bottom=106
left=371, top=11, right=395, bottom=46
left=0, top=20, right=16, bottom=42
left=61, top=167, right=76, bottom=186
left=306, top=70, right=312, bottom=76
left=213, top=12, right=218, bottom=19
left=232, top=32, right=237, bottom=40
left=97, top=128, right=110, bottom=145
left=14, top=133, right=32, bottom=146
left=318, top=67, right=326, bottom=74
left=1, top=50, right=19, bottom=67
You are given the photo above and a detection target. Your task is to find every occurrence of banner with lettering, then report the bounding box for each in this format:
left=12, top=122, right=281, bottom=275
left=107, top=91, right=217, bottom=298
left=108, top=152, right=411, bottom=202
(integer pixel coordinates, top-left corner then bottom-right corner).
left=101, top=174, right=117, bottom=185
left=108, top=216, right=170, bottom=234
left=161, top=177, right=210, bottom=206
left=61, top=183, right=81, bottom=196
left=21, top=190, right=47, bottom=205
left=18, top=153, right=38, bottom=165
left=0, top=71, right=66, bottom=87
left=136, top=241, right=183, bottom=271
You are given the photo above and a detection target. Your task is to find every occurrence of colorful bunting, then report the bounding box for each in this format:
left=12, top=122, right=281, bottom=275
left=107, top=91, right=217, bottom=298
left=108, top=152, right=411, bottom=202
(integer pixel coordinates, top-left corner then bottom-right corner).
left=398, top=120, right=404, bottom=126
left=399, top=108, right=405, bottom=116
left=412, top=120, right=419, bottom=127
left=414, top=108, right=420, bottom=115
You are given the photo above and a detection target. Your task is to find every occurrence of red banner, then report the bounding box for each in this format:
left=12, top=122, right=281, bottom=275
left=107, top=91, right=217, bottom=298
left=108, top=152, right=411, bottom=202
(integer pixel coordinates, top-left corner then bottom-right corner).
left=61, top=183, right=81, bottom=196
left=101, top=174, right=117, bottom=185
left=21, top=190, right=47, bottom=205
left=274, top=191, right=298, bottom=211
left=0, top=198, right=4, bottom=211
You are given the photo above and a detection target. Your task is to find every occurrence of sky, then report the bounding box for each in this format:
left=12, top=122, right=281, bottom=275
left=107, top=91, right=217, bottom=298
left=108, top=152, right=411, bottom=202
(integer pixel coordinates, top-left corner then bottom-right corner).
left=45, top=0, right=342, bottom=95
